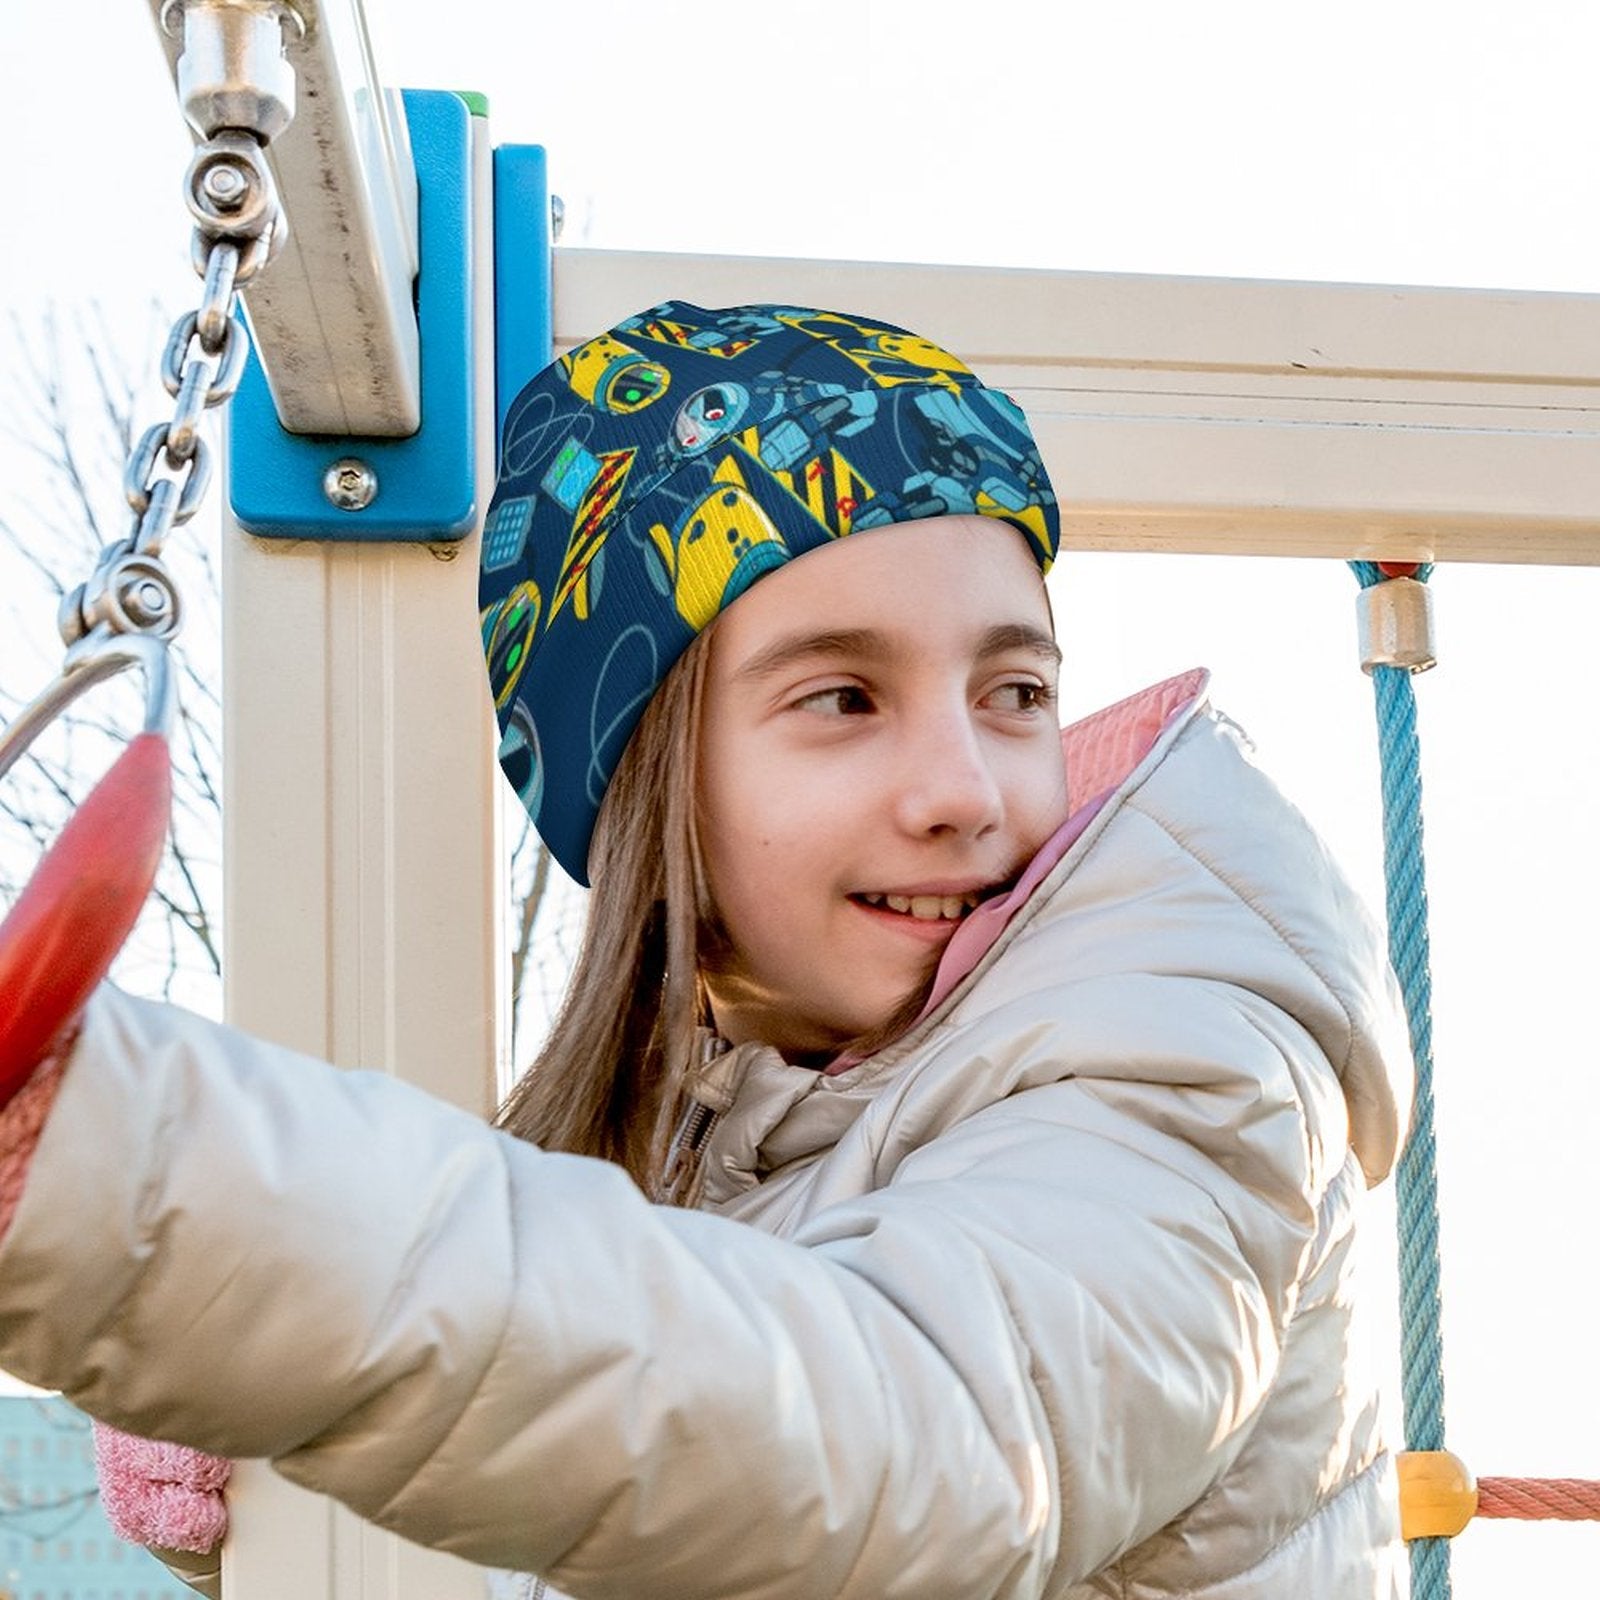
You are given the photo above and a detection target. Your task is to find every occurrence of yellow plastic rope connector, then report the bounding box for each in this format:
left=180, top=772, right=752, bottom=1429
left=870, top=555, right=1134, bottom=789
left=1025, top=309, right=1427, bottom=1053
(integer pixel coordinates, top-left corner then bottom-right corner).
left=1398, top=1450, right=1478, bottom=1540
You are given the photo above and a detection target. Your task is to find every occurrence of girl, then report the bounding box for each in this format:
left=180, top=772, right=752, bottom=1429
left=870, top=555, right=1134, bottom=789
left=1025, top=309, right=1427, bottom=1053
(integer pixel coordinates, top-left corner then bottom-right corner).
left=0, top=303, right=1411, bottom=1599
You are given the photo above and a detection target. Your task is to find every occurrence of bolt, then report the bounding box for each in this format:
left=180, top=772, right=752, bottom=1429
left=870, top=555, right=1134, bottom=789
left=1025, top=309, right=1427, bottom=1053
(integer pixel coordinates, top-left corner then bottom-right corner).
left=324, top=457, right=378, bottom=511
left=132, top=581, right=170, bottom=621
left=201, top=162, right=249, bottom=211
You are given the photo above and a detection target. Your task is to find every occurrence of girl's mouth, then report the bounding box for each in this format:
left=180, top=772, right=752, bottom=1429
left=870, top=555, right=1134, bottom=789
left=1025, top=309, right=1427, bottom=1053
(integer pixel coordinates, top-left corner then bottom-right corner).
left=850, top=890, right=983, bottom=924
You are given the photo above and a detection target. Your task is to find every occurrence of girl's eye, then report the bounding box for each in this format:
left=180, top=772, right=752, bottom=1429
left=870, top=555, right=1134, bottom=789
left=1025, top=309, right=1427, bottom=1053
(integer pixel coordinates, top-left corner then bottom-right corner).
left=986, top=680, right=1054, bottom=714
left=794, top=684, right=874, bottom=716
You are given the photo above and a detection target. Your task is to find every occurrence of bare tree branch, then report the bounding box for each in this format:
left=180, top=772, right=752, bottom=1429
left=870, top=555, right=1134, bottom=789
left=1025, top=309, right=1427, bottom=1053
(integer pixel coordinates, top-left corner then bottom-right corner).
left=175, top=696, right=222, bottom=818
left=28, top=309, right=110, bottom=553
left=509, top=829, right=553, bottom=1007
left=159, top=829, right=222, bottom=977
left=0, top=510, right=74, bottom=598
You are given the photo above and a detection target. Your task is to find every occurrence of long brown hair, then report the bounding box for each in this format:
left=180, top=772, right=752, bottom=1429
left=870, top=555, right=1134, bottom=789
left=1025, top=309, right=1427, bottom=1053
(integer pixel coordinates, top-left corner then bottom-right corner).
left=496, top=632, right=713, bottom=1188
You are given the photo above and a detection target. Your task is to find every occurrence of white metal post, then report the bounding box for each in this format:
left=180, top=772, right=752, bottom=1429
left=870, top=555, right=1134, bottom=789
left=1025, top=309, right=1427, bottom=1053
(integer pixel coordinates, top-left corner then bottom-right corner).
left=218, top=108, right=501, bottom=1600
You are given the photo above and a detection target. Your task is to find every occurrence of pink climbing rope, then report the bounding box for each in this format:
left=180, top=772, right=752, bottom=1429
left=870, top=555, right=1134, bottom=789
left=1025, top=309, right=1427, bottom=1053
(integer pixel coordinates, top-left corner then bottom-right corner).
left=1476, top=1477, right=1600, bottom=1522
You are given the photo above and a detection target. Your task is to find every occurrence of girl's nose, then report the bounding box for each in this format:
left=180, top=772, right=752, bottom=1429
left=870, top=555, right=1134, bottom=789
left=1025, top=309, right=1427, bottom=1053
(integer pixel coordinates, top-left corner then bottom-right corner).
left=893, top=712, right=1005, bottom=841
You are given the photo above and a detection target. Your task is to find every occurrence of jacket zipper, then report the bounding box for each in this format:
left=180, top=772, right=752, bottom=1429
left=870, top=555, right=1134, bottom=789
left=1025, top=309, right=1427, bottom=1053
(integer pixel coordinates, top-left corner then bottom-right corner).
left=658, top=1090, right=722, bottom=1207
left=657, top=1031, right=750, bottom=1207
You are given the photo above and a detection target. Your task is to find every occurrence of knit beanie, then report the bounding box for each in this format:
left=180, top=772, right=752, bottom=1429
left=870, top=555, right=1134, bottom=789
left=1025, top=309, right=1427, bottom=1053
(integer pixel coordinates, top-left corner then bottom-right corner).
left=480, top=301, right=1059, bottom=883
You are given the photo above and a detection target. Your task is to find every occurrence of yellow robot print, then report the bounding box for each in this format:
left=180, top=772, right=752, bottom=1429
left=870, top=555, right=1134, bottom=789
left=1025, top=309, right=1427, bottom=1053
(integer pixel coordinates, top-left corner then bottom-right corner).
left=560, top=333, right=671, bottom=414
left=794, top=448, right=874, bottom=536
left=776, top=311, right=969, bottom=392
left=629, top=315, right=757, bottom=361
left=730, top=432, right=873, bottom=538
left=728, top=416, right=875, bottom=539
left=645, top=456, right=790, bottom=632
left=550, top=447, right=636, bottom=624
left=481, top=581, right=543, bottom=710
left=871, top=332, right=971, bottom=380
left=974, top=491, right=1053, bottom=563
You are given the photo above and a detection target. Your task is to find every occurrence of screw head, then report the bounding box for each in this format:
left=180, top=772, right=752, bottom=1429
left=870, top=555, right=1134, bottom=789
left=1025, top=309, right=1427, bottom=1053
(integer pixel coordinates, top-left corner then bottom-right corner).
left=324, top=457, right=378, bottom=511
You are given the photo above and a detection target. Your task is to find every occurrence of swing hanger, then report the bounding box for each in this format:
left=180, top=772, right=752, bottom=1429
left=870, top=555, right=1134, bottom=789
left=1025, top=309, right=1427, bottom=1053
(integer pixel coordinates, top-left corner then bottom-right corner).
left=0, top=0, right=301, bottom=1089
left=0, top=0, right=299, bottom=858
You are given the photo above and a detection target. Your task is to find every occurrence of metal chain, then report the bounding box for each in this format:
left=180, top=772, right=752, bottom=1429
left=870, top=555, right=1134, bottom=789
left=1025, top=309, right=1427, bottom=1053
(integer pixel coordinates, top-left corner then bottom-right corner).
left=56, top=3, right=298, bottom=670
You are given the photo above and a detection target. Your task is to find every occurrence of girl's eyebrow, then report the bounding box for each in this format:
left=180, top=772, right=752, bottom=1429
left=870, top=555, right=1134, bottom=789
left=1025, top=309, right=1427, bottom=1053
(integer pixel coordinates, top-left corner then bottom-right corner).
left=734, top=622, right=1061, bottom=682
left=977, top=623, right=1063, bottom=668
left=734, top=629, right=888, bottom=682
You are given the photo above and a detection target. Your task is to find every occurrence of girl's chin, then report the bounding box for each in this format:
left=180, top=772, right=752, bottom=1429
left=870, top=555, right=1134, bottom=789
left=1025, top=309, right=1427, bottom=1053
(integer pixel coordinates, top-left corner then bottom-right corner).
left=710, top=925, right=945, bottom=1056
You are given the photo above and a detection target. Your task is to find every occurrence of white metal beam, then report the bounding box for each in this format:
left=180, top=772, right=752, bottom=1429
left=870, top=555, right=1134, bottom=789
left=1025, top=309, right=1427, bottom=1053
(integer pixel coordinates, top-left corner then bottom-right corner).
left=553, top=250, right=1600, bottom=565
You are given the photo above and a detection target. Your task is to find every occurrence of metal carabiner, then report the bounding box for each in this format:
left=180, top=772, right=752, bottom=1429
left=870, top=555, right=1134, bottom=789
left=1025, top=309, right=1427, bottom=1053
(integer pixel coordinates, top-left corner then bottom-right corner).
left=0, top=633, right=176, bottom=1100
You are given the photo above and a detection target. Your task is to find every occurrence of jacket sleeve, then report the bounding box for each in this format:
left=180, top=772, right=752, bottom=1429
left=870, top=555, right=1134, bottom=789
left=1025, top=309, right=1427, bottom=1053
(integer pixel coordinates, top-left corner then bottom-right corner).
left=0, top=980, right=1331, bottom=1600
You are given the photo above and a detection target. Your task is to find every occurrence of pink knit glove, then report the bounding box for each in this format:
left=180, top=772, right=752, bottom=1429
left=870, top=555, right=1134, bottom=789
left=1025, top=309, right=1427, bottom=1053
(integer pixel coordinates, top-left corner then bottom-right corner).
left=93, top=1423, right=231, bottom=1554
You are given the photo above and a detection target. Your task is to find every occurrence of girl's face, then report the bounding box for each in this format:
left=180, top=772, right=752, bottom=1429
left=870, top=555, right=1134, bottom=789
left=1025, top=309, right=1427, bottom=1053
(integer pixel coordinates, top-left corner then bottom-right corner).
left=697, top=516, right=1068, bottom=1058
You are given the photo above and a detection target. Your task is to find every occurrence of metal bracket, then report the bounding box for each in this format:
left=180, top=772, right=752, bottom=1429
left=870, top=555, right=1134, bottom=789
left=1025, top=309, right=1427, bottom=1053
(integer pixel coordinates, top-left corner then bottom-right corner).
left=229, top=88, right=476, bottom=541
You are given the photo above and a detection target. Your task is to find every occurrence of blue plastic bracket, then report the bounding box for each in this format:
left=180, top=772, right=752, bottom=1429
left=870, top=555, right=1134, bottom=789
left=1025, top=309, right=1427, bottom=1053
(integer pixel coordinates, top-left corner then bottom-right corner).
left=492, top=144, right=553, bottom=455
left=229, top=89, right=476, bottom=541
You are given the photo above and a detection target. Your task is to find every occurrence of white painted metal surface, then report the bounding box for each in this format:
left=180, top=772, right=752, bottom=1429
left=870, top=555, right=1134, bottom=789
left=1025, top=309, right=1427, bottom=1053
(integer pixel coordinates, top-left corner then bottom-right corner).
left=216, top=113, right=499, bottom=1600
left=555, top=250, right=1600, bottom=565
left=149, top=0, right=422, bottom=436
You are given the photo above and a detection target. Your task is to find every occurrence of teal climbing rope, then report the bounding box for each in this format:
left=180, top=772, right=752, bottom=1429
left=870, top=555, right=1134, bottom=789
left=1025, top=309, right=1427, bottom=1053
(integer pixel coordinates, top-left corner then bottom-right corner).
left=1349, top=559, right=1451, bottom=1600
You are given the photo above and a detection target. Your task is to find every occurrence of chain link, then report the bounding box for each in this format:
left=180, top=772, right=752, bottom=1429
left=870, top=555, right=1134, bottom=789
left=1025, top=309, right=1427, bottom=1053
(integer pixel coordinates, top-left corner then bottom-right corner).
left=58, top=3, right=295, bottom=661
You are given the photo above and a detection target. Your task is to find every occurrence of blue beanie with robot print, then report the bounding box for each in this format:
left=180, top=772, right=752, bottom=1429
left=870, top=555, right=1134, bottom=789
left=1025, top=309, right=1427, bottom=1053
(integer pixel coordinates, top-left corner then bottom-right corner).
left=479, top=301, right=1059, bottom=884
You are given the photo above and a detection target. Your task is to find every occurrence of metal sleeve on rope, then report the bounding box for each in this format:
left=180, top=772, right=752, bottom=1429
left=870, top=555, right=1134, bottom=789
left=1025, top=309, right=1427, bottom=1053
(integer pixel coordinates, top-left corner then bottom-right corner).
left=1358, top=574, right=1437, bottom=675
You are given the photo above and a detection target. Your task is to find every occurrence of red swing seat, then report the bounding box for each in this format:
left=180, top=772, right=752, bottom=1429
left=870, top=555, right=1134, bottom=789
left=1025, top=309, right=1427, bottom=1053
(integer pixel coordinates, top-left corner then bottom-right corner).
left=0, top=731, right=170, bottom=1103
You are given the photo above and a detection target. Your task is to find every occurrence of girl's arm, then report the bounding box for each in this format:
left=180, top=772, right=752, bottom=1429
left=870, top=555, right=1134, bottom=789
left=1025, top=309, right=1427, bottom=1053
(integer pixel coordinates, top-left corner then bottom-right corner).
left=0, top=980, right=1343, bottom=1600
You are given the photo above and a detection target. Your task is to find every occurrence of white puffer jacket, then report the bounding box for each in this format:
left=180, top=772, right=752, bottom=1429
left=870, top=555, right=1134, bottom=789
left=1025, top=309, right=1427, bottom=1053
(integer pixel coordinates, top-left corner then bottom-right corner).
left=0, top=678, right=1412, bottom=1599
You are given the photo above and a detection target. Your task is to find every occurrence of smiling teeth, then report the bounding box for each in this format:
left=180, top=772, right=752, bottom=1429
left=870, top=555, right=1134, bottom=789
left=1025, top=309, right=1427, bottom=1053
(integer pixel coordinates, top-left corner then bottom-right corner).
left=859, top=892, right=979, bottom=921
